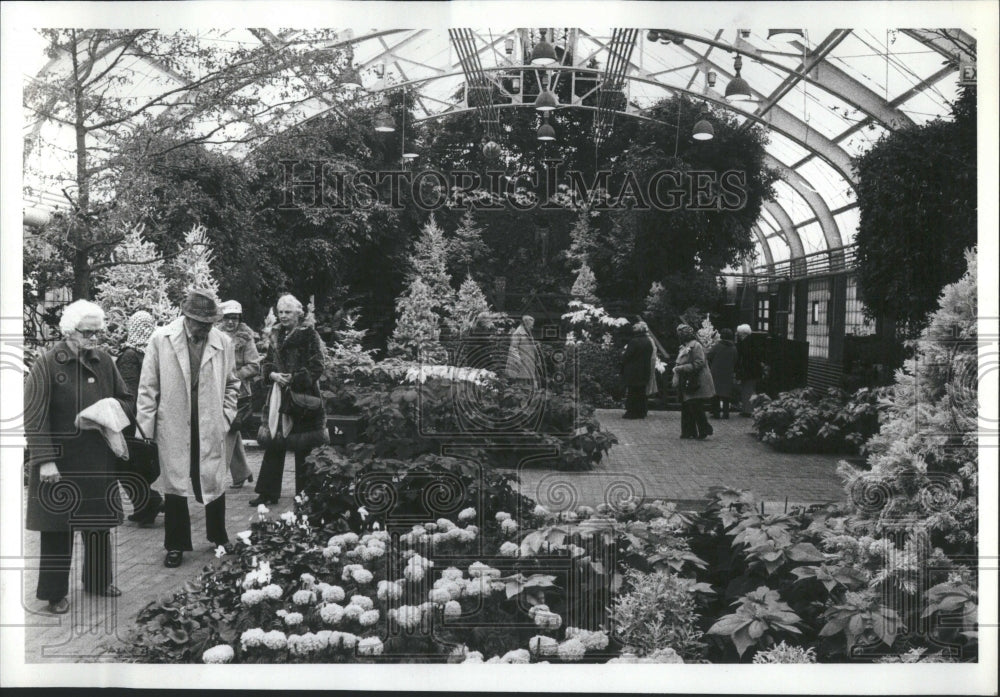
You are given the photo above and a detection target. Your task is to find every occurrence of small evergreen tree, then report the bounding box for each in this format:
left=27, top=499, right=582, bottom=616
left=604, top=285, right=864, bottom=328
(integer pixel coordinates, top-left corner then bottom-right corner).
left=453, top=275, right=491, bottom=333
left=167, top=224, right=219, bottom=304
left=565, top=207, right=596, bottom=268
left=410, top=215, right=456, bottom=332
left=449, top=210, right=490, bottom=278
left=391, top=277, right=442, bottom=359
left=95, top=225, right=178, bottom=353
left=571, top=263, right=599, bottom=304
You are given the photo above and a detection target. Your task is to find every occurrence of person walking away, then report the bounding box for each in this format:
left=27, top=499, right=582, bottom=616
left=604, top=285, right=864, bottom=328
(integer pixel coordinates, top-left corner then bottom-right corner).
left=621, top=321, right=654, bottom=419
left=136, top=290, right=239, bottom=568
left=672, top=324, right=716, bottom=439
left=115, top=310, right=164, bottom=525
left=24, top=300, right=134, bottom=613
left=217, top=300, right=260, bottom=488
left=707, top=328, right=737, bottom=419
left=250, top=294, right=328, bottom=506
left=506, top=315, right=541, bottom=385
left=734, top=324, right=764, bottom=417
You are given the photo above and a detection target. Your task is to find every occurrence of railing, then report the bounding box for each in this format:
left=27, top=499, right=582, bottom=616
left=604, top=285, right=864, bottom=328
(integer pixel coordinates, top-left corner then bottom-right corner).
left=754, top=244, right=857, bottom=280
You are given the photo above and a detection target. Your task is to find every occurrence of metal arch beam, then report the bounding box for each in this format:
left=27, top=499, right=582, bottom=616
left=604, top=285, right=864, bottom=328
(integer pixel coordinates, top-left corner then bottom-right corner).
left=355, top=30, right=431, bottom=70
left=763, top=201, right=805, bottom=259
left=764, top=154, right=843, bottom=248
left=751, top=224, right=776, bottom=271
left=899, top=28, right=977, bottom=61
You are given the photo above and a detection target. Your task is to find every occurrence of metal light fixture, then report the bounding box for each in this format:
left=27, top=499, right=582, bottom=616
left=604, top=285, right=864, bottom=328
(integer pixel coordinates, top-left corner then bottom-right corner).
left=706, top=69, right=717, bottom=88
left=647, top=30, right=660, bottom=42
left=504, top=37, right=515, bottom=55
left=402, top=140, right=420, bottom=160
left=724, top=55, right=753, bottom=102
left=768, top=28, right=805, bottom=40
left=510, top=73, right=521, bottom=92
left=692, top=119, right=715, bottom=140
left=482, top=140, right=502, bottom=159
left=530, top=29, right=557, bottom=66
left=536, top=114, right=556, bottom=141
left=374, top=111, right=396, bottom=132
left=534, top=87, right=558, bottom=111
left=341, top=65, right=363, bottom=90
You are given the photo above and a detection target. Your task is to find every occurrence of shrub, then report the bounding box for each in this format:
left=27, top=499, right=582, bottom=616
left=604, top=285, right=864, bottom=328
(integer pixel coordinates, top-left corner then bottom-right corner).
left=610, top=568, right=707, bottom=660
left=751, top=387, right=888, bottom=454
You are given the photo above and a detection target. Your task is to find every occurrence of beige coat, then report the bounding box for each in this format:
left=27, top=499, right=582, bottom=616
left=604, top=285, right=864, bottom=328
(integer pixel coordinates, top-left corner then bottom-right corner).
left=136, top=318, right=238, bottom=504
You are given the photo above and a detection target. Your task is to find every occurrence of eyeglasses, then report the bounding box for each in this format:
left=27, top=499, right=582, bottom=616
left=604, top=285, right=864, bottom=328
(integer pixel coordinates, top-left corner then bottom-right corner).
left=74, top=329, right=103, bottom=338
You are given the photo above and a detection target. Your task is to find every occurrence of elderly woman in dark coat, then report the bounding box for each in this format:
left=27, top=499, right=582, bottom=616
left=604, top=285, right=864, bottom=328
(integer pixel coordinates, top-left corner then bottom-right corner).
left=621, top=321, right=654, bottom=419
left=24, top=300, right=134, bottom=613
left=707, top=328, right=738, bottom=419
left=672, top=324, right=716, bottom=440
left=250, top=294, right=328, bottom=505
left=217, top=300, right=260, bottom=488
left=115, top=310, right=163, bottom=525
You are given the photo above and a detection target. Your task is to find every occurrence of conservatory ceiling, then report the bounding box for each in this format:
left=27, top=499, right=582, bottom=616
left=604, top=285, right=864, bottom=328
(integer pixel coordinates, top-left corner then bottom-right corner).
left=23, top=27, right=974, bottom=270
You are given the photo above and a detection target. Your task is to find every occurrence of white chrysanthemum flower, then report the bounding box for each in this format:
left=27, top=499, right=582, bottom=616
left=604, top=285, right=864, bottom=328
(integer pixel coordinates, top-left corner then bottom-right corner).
left=322, top=585, right=346, bottom=603
left=533, top=504, right=550, bottom=517
left=344, top=549, right=359, bottom=561
left=314, top=630, right=334, bottom=649
left=428, top=588, right=451, bottom=605
left=442, top=567, right=464, bottom=581
left=240, top=589, right=264, bottom=606
left=458, top=507, right=477, bottom=522
left=322, top=546, right=340, bottom=560
left=292, top=589, right=315, bottom=606
left=350, top=595, right=374, bottom=610
left=299, top=572, right=316, bottom=586
left=236, top=530, right=253, bottom=545
left=456, top=528, right=477, bottom=544
left=436, top=518, right=456, bottom=531
left=341, top=564, right=362, bottom=582
left=276, top=609, right=288, bottom=618
left=495, top=511, right=512, bottom=522
left=444, top=581, right=464, bottom=600
left=257, top=504, right=270, bottom=515
left=262, top=630, right=287, bottom=650
left=528, top=604, right=549, bottom=618
left=202, top=644, right=234, bottom=663
left=467, top=561, right=490, bottom=578
left=500, top=518, right=518, bottom=535
left=330, top=532, right=360, bottom=548
left=409, top=525, right=427, bottom=538
left=351, top=568, right=374, bottom=584
left=343, top=603, right=363, bottom=621
left=283, top=612, right=304, bottom=626
left=358, top=609, right=380, bottom=626
left=557, top=638, right=586, bottom=662
left=499, top=541, right=520, bottom=557
left=501, top=648, right=530, bottom=664
left=443, top=600, right=462, bottom=619
left=319, top=603, right=344, bottom=625
left=404, top=564, right=425, bottom=582
left=529, top=635, right=558, bottom=656
left=357, top=636, right=384, bottom=656
left=262, top=584, right=283, bottom=600
left=240, top=628, right=265, bottom=649
left=326, top=631, right=343, bottom=649
left=365, top=544, right=385, bottom=559
left=340, top=632, right=358, bottom=649
left=280, top=510, right=296, bottom=525
left=581, top=630, right=609, bottom=651
left=393, top=605, right=422, bottom=630
left=485, top=656, right=502, bottom=664
left=463, top=651, right=484, bottom=663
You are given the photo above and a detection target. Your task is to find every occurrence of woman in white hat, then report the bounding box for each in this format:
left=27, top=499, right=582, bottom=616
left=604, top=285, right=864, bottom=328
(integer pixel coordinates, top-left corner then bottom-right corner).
left=217, top=300, right=261, bottom=488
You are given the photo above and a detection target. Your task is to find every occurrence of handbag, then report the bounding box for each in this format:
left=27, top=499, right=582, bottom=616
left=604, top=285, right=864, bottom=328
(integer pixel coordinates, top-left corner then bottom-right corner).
left=680, top=372, right=700, bottom=393
left=123, top=421, right=160, bottom=484
left=230, top=395, right=253, bottom=432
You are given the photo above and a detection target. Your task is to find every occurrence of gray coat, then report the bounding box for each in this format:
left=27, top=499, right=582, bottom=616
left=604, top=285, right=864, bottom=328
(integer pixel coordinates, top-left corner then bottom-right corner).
left=673, top=340, right=716, bottom=401
left=707, top=340, right=737, bottom=398
left=24, top=342, right=133, bottom=531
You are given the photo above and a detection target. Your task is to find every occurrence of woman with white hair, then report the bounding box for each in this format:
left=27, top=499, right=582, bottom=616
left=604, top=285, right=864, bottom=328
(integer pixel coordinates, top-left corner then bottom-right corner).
left=621, top=321, right=654, bottom=419
left=672, top=323, right=716, bottom=439
left=734, top=324, right=764, bottom=417
left=250, top=294, right=328, bottom=506
left=24, top=300, right=134, bottom=613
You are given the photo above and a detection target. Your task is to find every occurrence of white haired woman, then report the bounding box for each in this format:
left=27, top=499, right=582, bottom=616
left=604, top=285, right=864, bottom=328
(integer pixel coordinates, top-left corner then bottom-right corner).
left=24, top=300, right=134, bottom=613
left=734, top=324, right=763, bottom=417
left=217, top=300, right=260, bottom=488
left=672, top=323, right=715, bottom=439
left=250, top=294, right=328, bottom=506
left=621, top=321, right=654, bottom=419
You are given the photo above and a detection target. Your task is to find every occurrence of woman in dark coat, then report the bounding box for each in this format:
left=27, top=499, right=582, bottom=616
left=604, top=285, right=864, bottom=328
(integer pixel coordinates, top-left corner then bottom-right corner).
left=707, top=328, right=737, bottom=419
left=621, top=322, right=654, bottom=419
left=672, top=324, right=716, bottom=439
left=218, top=300, right=261, bottom=488
left=250, top=294, right=327, bottom=505
left=115, top=310, right=163, bottom=524
left=24, top=301, right=134, bottom=613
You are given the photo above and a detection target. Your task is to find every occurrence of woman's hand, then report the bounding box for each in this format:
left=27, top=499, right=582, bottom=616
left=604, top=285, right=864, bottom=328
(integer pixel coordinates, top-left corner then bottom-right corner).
left=39, top=462, right=61, bottom=484
left=270, top=372, right=291, bottom=385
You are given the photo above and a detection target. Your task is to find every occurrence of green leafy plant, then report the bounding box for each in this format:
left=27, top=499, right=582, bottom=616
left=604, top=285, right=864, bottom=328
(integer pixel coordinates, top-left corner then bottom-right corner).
left=706, top=586, right=803, bottom=658
left=751, top=387, right=888, bottom=454
left=819, top=590, right=903, bottom=654
left=610, top=568, right=708, bottom=660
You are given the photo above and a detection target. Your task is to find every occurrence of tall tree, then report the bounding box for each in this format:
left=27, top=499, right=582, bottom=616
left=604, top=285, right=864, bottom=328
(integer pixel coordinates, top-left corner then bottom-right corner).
left=24, top=28, right=353, bottom=299
left=453, top=275, right=492, bottom=333
left=410, top=215, right=457, bottom=331
left=390, top=277, right=441, bottom=359
left=166, top=224, right=219, bottom=304
left=448, top=210, right=491, bottom=279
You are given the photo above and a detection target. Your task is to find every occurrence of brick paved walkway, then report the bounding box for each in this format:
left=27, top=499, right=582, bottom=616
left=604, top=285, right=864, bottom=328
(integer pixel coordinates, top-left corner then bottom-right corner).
left=19, top=411, right=846, bottom=663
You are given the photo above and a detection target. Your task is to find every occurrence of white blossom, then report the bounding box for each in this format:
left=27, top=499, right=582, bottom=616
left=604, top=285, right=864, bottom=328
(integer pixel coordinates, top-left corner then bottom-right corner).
left=350, top=595, right=374, bottom=610
left=322, top=585, right=346, bottom=603
left=283, top=612, right=304, bottom=626
left=444, top=600, right=462, bottom=619
left=292, top=589, right=315, bottom=606
left=358, top=609, right=380, bottom=626
left=557, top=638, right=586, bottom=662
left=458, top=507, right=477, bottom=522
left=240, top=589, right=264, bottom=606
left=529, top=635, right=558, bottom=657
left=202, top=644, right=234, bottom=663
left=280, top=510, right=296, bottom=525
left=499, top=541, right=520, bottom=557
left=262, top=584, right=283, bottom=600
left=257, top=504, right=270, bottom=515
left=351, top=568, right=374, bottom=584
left=357, top=636, right=384, bottom=656
left=262, top=630, right=287, bottom=650
left=240, top=628, right=265, bottom=649
left=320, top=603, right=345, bottom=625
left=495, top=511, right=512, bottom=522
left=214, top=545, right=228, bottom=558
left=463, top=651, right=484, bottom=663
left=501, top=648, right=530, bottom=664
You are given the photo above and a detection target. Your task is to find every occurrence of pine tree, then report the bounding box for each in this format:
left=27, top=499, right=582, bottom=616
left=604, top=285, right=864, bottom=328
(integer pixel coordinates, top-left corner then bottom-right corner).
left=571, top=263, right=599, bottom=303
left=167, top=224, right=219, bottom=304
left=95, top=225, right=178, bottom=353
left=565, top=207, right=596, bottom=268
left=410, top=215, right=456, bottom=331
left=449, top=210, right=490, bottom=277
left=329, top=309, right=379, bottom=374
left=391, top=277, right=442, bottom=359
left=453, top=275, right=492, bottom=333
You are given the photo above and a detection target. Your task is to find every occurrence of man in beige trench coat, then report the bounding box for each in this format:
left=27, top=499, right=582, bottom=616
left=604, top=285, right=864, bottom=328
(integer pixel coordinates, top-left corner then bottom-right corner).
left=137, top=290, right=239, bottom=568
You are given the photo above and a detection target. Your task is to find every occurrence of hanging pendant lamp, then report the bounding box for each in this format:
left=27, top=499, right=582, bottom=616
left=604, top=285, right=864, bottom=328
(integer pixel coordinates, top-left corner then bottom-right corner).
left=724, top=55, right=753, bottom=102
left=692, top=119, right=715, bottom=140
left=534, top=88, right=558, bottom=112
left=374, top=111, right=396, bottom=132
left=530, top=29, right=557, bottom=66
left=536, top=115, right=556, bottom=141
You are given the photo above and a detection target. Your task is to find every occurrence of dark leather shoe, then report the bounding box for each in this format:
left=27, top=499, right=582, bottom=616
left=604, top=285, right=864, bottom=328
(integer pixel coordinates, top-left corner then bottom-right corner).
left=164, top=550, right=183, bottom=568
left=248, top=495, right=276, bottom=507
left=87, top=584, right=122, bottom=597
left=46, top=597, right=69, bottom=614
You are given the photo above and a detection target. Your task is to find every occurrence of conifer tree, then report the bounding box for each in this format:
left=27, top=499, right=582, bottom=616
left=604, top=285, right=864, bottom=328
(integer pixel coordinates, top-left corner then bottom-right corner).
left=453, top=275, right=492, bottom=333
left=391, top=277, right=442, bottom=359
left=410, top=215, right=456, bottom=331
left=449, top=210, right=490, bottom=278
left=167, top=224, right=220, bottom=304
left=571, top=263, right=599, bottom=304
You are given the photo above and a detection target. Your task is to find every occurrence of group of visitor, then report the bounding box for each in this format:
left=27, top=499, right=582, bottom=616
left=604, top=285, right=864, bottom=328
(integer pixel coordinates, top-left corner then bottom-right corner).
left=23, top=289, right=322, bottom=614
left=620, top=322, right=765, bottom=439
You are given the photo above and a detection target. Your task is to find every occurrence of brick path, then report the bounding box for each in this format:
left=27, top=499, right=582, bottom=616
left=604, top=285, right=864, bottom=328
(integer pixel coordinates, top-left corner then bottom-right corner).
left=20, top=411, right=846, bottom=663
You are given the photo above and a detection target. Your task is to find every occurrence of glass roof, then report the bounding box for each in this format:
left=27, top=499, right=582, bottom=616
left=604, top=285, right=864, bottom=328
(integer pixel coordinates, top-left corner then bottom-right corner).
left=21, top=25, right=973, bottom=268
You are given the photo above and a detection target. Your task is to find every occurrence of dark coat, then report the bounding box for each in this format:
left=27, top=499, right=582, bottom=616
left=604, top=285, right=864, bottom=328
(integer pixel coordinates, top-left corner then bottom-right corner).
left=621, top=334, right=654, bottom=387
left=226, top=323, right=261, bottom=397
left=673, top=339, right=716, bottom=401
left=263, top=323, right=326, bottom=432
left=25, top=342, right=134, bottom=531
left=735, top=335, right=765, bottom=381
left=707, top=340, right=737, bottom=398
left=116, top=346, right=144, bottom=438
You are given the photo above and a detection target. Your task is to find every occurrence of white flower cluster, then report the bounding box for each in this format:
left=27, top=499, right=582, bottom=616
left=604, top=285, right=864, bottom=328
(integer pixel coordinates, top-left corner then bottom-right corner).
left=565, top=626, right=609, bottom=651
left=283, top=612, right=304, bottom=626
left=528, top=604, right=562, bottom=630
left=403, top=553, right=434, bottom=582
left=241, top=589, right=264, bottom=606
left=556, top=638, right=586, bottom=662
left=500, top=518, right=518, bottom=535
left=404, top=364, right=496, bottom=386
left=443, top=600, right=462, bottom=619
left=607, top=647, right=684, bottom=664
left=388, top=605, right=423, bottom=630
left=376, top=579, right=404, bottom=601
left=457, top=507, right=476, bottom=522
left=357, top=636, right=384, bottom=656
left=202, top=644, right=234, bottom=663
left=241, top=561, right=272, bottom=589
left=240, top=628, right=266, bottom=649
left=495, top=511, right=511, bottom=522
left=498, top=648, right=531, bottom=664
left=318, top=583, right=346, bottom=603
left=499, top=541, right=520, bottom=557
left=262, top=630, right=287, bottom=650
left=529, top=635, right=558, bottom=657
left=292, top=589, right=315, bottom=606
left=280, top=510, right=297, bottom=525
left=236, top=530, right=253, bottom=545
left=341, top=564, right=373, bottom=584
left=467, top=561, right=501, bottom=580
left=262, top=584, right=283, bottom=600
left=287, top=632, right=323, bottom=656
left=319, top=603, right=344, bottom=625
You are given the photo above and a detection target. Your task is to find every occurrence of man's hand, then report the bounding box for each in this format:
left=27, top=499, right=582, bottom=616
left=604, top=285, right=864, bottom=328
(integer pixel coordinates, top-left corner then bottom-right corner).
left=270, top=372, right=291, bottom=385
left=39, top=462, right=61, bottom=484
